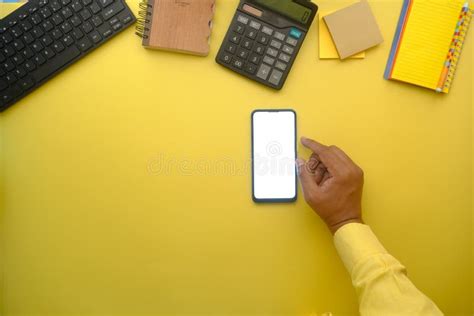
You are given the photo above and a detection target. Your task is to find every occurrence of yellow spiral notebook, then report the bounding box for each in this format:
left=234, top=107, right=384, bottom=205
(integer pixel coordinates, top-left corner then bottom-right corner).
left=384, top=0, right=472, bottom=93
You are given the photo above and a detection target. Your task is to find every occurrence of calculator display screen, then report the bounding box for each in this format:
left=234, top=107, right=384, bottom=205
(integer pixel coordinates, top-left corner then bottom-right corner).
left=254, top=0, right=312, bottom=24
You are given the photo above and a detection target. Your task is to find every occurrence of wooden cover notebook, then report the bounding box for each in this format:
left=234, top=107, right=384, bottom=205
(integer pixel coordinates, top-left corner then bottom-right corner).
left=136, top=0, right=215, bottom=56
left=384, top=0, right=472, bottom=93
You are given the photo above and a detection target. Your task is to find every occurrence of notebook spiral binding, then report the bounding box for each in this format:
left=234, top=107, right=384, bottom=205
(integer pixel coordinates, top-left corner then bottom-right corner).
left=135, top=0, right=153, bottom=39
left=443, top=8, right=472, bottom=91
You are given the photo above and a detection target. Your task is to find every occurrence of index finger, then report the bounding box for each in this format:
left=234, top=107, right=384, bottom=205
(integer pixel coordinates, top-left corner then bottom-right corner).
left=300, top=137, right=344, bottom=174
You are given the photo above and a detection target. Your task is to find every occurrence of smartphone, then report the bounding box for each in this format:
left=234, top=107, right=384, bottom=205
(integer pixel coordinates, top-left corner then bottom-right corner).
left=251, top=109, right=297, bottom=203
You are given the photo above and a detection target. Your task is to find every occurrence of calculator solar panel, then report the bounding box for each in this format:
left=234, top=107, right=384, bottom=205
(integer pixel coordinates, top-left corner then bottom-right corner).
left=216, top=0, right=317, bottom=90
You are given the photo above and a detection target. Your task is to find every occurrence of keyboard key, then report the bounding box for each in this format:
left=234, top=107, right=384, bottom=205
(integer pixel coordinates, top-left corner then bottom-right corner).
left=71, top=1, right=83, bottom=12
left=61, top=22, right=72, bottom=34
left=270, top=40, right=282, bottom=50
left=90, top=2, right=101, bottom=14
left=256, top=34, right=269, bottom=45
left=13, top=40, right=25, bottom=51
left=80, top=9, right=92, bottom=21
left=52, top=28, right=63, bottom=39
left=39, top=7, right=52, bottom=18
left=3, top=46, right=15, bottom=57
left=102, top=2, right=124, bottom=20
left=1, top=86, right=22, bottom=105
left=233, top=23, right=245, bottom=34
left=91, top=15, right=103, bottom=27
left=42, top=20, right=54, bottom=32
left=89, top=30, right=102, bottom=43
left=72, top=28, right=83, bottom=39
left=254, top=44, right=264, bottom=55
left=109, top=17, right=119, bottom=25
left=219, top=52, right=232, bottom=64
left=32, top=41, right=44, bottom=52
left=237, top=15, right=248, bottom=25
left=5, top=73, right=18, bottom=84
left=244, top=62, right=256, bottom=74
left=30, top=13, right=43, bottom=25
left=225, top=43, right=236, bottom=54
left=268, top=69, right=283, bottom=86
left=241, top=39, right=252, bottom=50
left=266, top=47, right=278, bottom=57
left=289, top=27, right=302, bottom=39
left=118, top=12, right=133, bottom=24
left=97, top=23, right=112, bottom=37
left=76, top=36, right=92, bottom=51
left=24, top=60, right=37, bottom=71
left=14, top=65, right=28, bottom=78
left=99, top=0, right=113, bottom=7
left=279, top=52, right=290, bottom=63
left=32, top=45, right=80, bottom=82
left=12, top=54, right=25, bottom=65
left=111, top=22, right=122, bottom=31
left=274, top=32, right=285, bottom=41
left=245, top=29, right=257, bottom=39
left=52, top=41, right=65, bottom=52
left=11, top=26, right=23, bottom=38
left=61, top=7, right=73, bottom=19
left=1, top=33, right=13, bottom=44
left=236, top=47, right=249, bottom=59
left=282, top=45, right=294, bottom=55
left=70, top=15, right=81, bottom=27
left=82, top=21, right=94, bottom=33
left=41, top=34, right=54, bottom=46
left=286, top=37, right=298, bottom=47
left=17, top=77, right=35, bottom=91
left=248, top=53, right=260, bottom=65
left=231, top=58, right=244, bottom=69
left=42, top=47, right=56, bottom=59
left=261, top=26, right=273, bottom=36
left=263, top=55, right=275, bottom=66
left=32, top=27, right=45, bottom=38
left=256, top=63, right=271, bottom=81
left=82, top=0, right=92, bottom=5
left=249, top=20, right=261, bottom=30
left=50, top=1, right=62, bottom=12
left=33, top=54, right=46, bottom=65
left=22, top=47, right=35, bottom=59
left=229, top=34, right=241, bottom=44
left=23, top=33, right=35, bottom=44
left=62, top=34, right=74, bottom=46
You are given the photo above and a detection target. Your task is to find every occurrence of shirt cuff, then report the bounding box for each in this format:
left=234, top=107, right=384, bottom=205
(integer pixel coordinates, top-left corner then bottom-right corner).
left=333, top=223, right=388, bottom=274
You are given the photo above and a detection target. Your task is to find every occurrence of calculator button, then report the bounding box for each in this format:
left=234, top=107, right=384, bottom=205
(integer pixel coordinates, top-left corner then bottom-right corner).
left=270, top=39, right=282, bottom=49
left=269, top=69, right=283, bottom=86
left=262, top=26, right=273, bottom=36
left=256, top=63, right=271, bottom=81
left=236, top=47, right=249, bottom=59
left=249, top=53, right=261, bottom=64
left=282, top=45, right=294, bottom=55
left=233, top=23, right=245, bottom=34
left=254, top=44, right=265, bottom=55
left=274, top=31, right=285, bottom=41
left=232, top=57, right=244, bottom=69
left=237, top=15, right=249, bottom=24
left=279, top=52, right=291, bottom=63
left=242, top=39, right=253, bottom=50
left=286, top=37, right=298, bottom=46
left=289, top=27, right=302, bottom=39
left=220, top=53, right=232, bottom=64
left=245, top=29, right=257, bottom=39
left=267, top=47, right=278, bottom=57
left=244, top=62, right=257, bottom=74
left=230, top=34, right=241, bottom=44
left=263, top=55, right=275, bottom=66
left=275, top=61, right=287, bottom=71
left=257, top=33, right=269, bottom=45
left=249, top=20, right=261, bottom=30
left=225, top=43, right=237, bottom=53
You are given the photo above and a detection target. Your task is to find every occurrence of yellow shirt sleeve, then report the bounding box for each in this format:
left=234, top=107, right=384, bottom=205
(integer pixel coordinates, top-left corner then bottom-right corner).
left=333, top=223, right=443, bottom=316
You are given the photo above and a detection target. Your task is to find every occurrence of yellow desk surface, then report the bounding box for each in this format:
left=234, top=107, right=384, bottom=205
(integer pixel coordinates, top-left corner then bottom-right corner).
left=0, top=0, right=473, bottom=315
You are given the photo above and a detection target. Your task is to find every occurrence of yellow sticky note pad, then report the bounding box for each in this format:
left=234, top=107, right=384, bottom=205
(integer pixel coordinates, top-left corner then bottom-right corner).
left=0, top=2, right=25, bottom=19
left=319, top=10, right=365, bottom=59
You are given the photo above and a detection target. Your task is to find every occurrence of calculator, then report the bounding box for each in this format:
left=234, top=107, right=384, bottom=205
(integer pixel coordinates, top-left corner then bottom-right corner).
left=216, top=0, right=317, bottom=90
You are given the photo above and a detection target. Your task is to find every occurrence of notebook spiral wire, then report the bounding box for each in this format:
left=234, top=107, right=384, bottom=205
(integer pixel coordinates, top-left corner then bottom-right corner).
left=135, top=0, right=153, bottom=39
left=444, top=8, right=472, bottom=90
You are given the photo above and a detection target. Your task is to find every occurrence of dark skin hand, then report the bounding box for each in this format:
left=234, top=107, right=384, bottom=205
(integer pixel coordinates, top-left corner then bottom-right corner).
left=296, top=137, right=364, bottom=235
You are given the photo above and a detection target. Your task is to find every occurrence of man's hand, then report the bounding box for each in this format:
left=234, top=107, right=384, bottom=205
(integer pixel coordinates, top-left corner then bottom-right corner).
left=297, top=137, right=364, bottom=234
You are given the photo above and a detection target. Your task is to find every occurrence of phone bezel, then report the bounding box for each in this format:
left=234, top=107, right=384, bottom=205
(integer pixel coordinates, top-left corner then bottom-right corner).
left=251, top=109, right=298, bottom=203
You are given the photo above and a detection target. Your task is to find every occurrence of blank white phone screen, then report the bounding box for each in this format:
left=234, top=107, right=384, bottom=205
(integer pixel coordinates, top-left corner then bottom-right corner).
left=252, top=111, right=296, bottom=200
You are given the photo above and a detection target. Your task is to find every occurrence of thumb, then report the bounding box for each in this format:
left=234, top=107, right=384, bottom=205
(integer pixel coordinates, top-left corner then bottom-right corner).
left=296, top=158, right=318, bottom=194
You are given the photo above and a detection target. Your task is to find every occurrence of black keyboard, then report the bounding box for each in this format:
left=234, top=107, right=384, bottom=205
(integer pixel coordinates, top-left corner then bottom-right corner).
left=0, top=0, right=135, bottom=111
